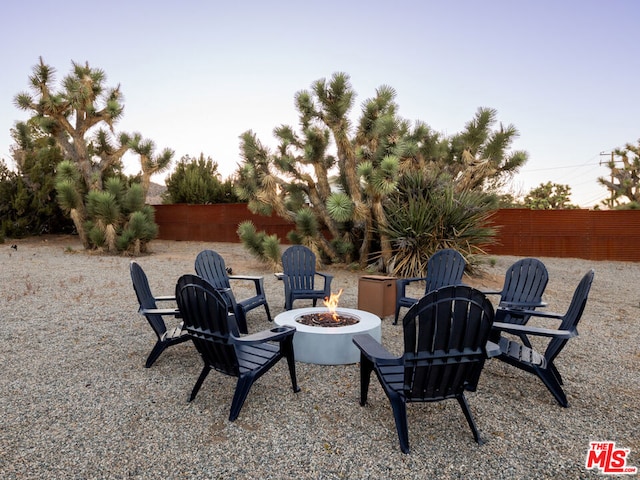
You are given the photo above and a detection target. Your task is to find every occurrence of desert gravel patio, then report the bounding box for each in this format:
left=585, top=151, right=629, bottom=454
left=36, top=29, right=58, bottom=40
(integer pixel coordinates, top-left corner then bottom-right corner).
left=1, top=236, right=638, bottom=479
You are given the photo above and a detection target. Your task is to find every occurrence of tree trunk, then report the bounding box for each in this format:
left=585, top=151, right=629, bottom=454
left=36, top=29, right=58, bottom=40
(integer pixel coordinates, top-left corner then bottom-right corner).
left=70, top=208, right=89, bottom=249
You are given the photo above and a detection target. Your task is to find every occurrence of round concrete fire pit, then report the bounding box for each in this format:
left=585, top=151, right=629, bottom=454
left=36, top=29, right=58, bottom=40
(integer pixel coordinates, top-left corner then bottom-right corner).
left=274, top=307, right=381, bottom=365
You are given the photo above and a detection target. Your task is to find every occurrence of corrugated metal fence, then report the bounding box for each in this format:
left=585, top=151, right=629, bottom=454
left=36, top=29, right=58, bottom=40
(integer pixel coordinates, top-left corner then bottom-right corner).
left=153, top=204, right=640, bottom=262
left=484, top=209, right=640, bottom=261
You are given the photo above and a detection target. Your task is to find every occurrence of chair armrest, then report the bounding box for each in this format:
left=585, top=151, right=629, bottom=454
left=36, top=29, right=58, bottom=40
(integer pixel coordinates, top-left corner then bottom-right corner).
left=480, top=289, right=503, bottom=295
left=232, top=325, right=296, bottom=345
left=154, top=295, right=176, bottom=302
left=399, top=277, right=427, bottom=285
left=229, top=275, right=265, bottom=294
left=499, top=300, right=548, bottom=309
left=229, top=274, right=263, bottom=281
left=498, top=306, right=563, bottom=320
left=396, top=277, right=426, bottom=297
left=485, top=340, right=501, bottom=358
left=316, top=272, right=333, bottom=283
left=492, top=321, right=577, bottom=339
left=140, top=307, right=180, bottom=316
left=353, top=334, right=402, bottom=365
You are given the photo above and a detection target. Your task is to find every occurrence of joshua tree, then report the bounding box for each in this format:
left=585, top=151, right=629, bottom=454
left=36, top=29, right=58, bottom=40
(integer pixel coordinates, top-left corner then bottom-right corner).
left=598, top=140, right=640, bottom=207
left=523, top=182, right=578, bottom=209
left=13, top=57, right=168, bottom=250
left=236, top=73, right=527, bottom=271
left=128, top=134, right=174, bottom=199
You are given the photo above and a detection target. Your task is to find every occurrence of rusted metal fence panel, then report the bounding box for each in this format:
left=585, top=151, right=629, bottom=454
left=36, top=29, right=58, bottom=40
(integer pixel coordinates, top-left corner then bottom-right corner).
left=153, top=204, right=294, bottom=242
left=484, top=209, right=640, bottom=261
left=153, top=205, right=640, bottom=261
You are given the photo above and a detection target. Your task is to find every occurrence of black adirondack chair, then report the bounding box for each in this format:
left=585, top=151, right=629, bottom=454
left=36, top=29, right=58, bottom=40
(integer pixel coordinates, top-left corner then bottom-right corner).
left=353, top=285, right=495, bottom=454
left=281, top=245, right=333, bottom=310
left=394, top=248, right=466, bottom=324
left=492, top=269, right=594, bottom=407
left=485, top=258, right=549, bottom=347
left=195, top=249, right=271, bottom=334
left=129, top=261, right=190, bottom=368
left=175, top=274, right=300, bottom=421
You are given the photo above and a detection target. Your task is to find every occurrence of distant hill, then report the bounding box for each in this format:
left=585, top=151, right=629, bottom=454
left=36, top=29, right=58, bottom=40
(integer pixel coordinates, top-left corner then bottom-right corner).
left=146, top=182, right=167, bottom=205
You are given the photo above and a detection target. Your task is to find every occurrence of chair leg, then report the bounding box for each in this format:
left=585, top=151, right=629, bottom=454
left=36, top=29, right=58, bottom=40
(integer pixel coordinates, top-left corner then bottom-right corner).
left=388, top=392, right=410, bottom=454
left=358, top=354, right=374, bottom=406
left=145, top=341, right=167, bottom=368
left=263, top=302, right=272, bottom=323
left=457, top=394, right=483, bottom=445
left=236, top=309, right=249, bottom=335
left=549, top=363, right=564, bottom=385
left=189, top=365, right=211, bottom=402
left=393, top=305, right=401, bottom=325
left=282, top=337, right=300, bottom=393
left=229, top=375, right=255, bottom=421
left=536, top=367, right=569, bottom=407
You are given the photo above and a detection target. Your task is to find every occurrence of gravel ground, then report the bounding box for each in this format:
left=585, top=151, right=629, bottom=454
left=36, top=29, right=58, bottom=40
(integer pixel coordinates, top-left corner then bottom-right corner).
left=1, top=236, right=639, bottom=479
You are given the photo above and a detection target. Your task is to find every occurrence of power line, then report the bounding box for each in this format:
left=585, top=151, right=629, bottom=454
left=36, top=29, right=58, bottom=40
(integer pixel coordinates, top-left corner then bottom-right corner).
left=521, top=161, right=603, bottom=172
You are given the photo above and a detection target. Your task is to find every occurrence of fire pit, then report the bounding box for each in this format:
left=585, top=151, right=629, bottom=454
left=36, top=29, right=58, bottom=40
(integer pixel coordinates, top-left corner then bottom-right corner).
left=273, top=306, right=381, bottom=365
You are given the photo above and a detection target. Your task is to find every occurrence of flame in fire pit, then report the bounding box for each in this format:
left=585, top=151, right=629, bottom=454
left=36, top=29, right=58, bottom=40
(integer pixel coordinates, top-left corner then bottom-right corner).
left=323, top=289, right=344, bottom=321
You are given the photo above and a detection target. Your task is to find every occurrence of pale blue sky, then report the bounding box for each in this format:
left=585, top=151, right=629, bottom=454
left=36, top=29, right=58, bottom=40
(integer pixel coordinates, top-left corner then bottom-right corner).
left=1, top=0, right=638, bottom=206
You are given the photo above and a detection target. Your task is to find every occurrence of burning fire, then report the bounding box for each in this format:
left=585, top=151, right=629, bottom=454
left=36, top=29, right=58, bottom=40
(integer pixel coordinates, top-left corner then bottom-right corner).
left=323, top=289, right=344, bottom=321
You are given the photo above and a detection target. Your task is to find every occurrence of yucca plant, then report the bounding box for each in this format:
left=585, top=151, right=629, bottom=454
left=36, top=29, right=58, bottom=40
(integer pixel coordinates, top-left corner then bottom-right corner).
left=86, top=190, right=121, bottom=252
left=118, top=209, right=158, bottom=255
left=382, top=171, right=497, bottom=277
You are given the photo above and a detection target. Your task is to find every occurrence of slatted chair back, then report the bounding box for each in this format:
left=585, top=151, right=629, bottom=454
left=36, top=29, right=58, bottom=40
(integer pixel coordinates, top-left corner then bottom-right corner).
left=130, top=261, right=167, bottom=338
left=423, top=249, right=466, bottom=294
left=402, top=285, right=495, bottom=401
left=500, top=257, right=549, bottom=309
left=194, top=250, right=232, bottom=290
left=176, top=274, right=241, bottom=377
left=545, top=269, right=594, bottom=364
left=282, top=245, right=317, bottom=291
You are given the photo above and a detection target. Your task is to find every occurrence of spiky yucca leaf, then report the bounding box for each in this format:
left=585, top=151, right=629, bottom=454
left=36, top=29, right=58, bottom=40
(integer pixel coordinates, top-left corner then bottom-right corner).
left=383, top=171, right=497, bottom=277
left=56, top=160, right=81, bottom=184
left=86, top=190, right=120, bottom=225
left=357, top=161, right=374, bottom=179
left=122, top=183, right=145, bottom=213
left=295, top=208, right=318, bottom=237
left=88, top=225, right=105, bottom=247
left=56, top=179, right=83, bottom=212
left=237, top=221, right=263, bottom=254
left=326, top=192, right=354, bottom=222
left=126, top=210, right=158, bottom=241
left=104, top=178, right=125, bottom=204
left=262, top=234, right=282, bottom=269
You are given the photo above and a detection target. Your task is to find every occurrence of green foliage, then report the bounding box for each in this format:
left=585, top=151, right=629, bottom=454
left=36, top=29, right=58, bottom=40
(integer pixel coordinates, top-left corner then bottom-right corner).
left=598, top=140, right=640, bottom=207
left=523, top=182, right=578, bottom=210
left=88, top=225, right=106, bottom=247
left=326, top=192, right=353, bottom=223
left=236, top=221, right=280, bottom=268
left=0, top=122, right=73, bottom=238
left=86, top=190, right=120, bottom=225
left=614, top=201, right=640, bottom=210
left=118, top=209, right=159, bottom=254
left=122, top=183, right=146, bottom=213
left=54, top=161, right=157, bottom=253
left=12, top=57, right=171, bottom=248
left=294, top=208, right=319, bottom=239
left=382, top=171, right=498, bottom=277
left=236, top=72, right=521, bottom=271
left=163, top=154, right=239, bottom=204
